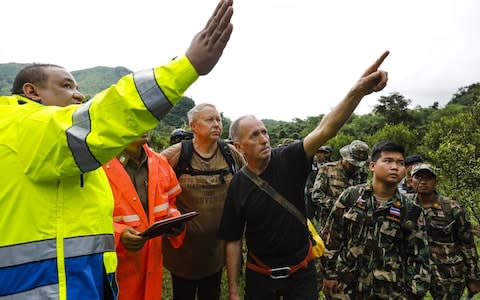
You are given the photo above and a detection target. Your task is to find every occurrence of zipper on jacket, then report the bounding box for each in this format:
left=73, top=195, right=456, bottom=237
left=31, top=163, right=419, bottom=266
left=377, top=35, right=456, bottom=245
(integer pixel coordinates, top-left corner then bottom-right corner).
left=80, top=174, right=84, bottom=187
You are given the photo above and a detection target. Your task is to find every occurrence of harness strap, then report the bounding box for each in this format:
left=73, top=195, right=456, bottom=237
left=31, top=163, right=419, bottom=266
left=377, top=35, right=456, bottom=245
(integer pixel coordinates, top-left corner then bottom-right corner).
left=246, top=242, right=313, bottom=279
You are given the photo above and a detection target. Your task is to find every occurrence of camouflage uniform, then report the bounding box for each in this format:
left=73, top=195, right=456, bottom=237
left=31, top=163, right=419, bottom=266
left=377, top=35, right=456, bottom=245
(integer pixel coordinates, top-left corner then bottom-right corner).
left=322, top=183, right=431, bottom=299
left=305, top=146, right=332, bottom=220
left=311, top=160, right=368, bottom=229
left=418, top=195, right=480, bottom=300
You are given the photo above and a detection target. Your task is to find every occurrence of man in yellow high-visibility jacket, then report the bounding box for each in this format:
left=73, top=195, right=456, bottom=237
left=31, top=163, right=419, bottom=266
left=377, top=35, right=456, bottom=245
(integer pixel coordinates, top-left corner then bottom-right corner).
left=0, top=1, right=233, bottom=299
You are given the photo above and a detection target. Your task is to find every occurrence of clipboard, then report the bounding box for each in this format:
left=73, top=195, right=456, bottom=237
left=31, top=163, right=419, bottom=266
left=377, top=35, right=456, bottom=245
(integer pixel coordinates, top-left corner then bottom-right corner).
left=139, top=211, right=199, bottom=239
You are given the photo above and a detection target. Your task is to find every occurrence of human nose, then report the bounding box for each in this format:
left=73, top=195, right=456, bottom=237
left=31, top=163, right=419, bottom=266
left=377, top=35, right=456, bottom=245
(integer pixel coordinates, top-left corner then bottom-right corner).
left=73, top=90, right=85, bottom=104
left=259, top=132, right=269, bottom=144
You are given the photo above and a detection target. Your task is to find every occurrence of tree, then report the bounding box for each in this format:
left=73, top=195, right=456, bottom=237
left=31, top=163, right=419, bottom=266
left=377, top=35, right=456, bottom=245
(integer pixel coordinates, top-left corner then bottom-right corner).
left=373, top=92, right=412, bottom=125
left=161, top=96, right=195, bottom=128
left=221, top=113, right=232, bottom=139
left=449, top=83, right=480, bottom=107
left=150, top=96, right=195, bottom=150
left=339, top=113, right=386, bottom=140
left=366, top=123, right=418, bottom=155
left=422, top=102, right=480, bottom=222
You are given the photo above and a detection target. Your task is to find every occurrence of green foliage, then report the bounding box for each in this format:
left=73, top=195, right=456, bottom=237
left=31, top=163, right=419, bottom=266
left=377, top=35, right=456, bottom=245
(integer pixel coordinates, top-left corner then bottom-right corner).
left=322, top=133, right=355, bottom=160
left=373, top=92, right=412, bottom=125
left=221, top=113, right=232, bottom=139
left=422, top=102, right=480, bottom=222
left=449, top=83, right=480, bottom=106
left=0, top=63, right=131, bottom=98
left=161, top=97, right=195, bottom=128
left=72, top=66, right=132, bottom=98
left=262, top=119, right=305, bottom=146
left=339, top=113, right=386, bottom=141
left=366, top=123, right=418, bottom=155
left=0, top=63, right=29, bottom=95
left=150, top=97, right=195, bottom=150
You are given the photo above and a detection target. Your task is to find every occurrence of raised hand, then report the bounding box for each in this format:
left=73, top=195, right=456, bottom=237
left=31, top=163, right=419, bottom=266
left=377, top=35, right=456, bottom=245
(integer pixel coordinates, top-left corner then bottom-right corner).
left=351, top=51, right=389, bottom=96
left=186, top=0, right=234, bottom=75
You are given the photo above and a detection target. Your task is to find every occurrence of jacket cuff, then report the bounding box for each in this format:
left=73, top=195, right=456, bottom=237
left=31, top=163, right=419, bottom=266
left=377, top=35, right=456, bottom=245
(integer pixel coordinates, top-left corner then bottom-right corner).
left=153, top=55, right=199, bottom=106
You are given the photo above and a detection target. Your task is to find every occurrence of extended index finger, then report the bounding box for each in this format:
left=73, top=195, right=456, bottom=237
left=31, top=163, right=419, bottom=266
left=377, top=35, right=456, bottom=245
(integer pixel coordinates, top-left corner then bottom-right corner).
left=361, top=50, right=389, bottom=77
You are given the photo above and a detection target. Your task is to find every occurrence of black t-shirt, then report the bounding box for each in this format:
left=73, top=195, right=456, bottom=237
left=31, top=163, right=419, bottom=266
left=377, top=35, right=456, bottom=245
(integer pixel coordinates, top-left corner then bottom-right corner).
left=218, top=141, right=312, bottom=267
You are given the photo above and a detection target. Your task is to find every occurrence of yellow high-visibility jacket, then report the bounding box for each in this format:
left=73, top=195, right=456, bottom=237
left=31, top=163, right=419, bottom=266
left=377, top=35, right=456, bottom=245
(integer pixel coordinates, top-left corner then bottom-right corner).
left=0, top=56, right=198, bottom=300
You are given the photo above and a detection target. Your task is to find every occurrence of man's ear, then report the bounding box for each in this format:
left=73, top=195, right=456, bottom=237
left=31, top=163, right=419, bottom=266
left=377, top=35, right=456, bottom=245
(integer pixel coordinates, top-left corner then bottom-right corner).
left=369, top=160, right=376, bottom=172
left=22, top=83, right=42, bottom=101
left=234, top=142, right=243, bottom=154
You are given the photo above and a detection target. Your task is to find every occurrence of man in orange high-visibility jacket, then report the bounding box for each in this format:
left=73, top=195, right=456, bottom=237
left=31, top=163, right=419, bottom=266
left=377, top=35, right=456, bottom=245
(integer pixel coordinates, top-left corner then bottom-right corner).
left=103, top=134, right=185, bottom=300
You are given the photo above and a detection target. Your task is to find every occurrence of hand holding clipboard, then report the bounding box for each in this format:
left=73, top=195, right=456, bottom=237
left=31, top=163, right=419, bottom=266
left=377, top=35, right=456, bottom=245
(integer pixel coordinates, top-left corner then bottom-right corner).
left=139, top=211, right=199, bottom=240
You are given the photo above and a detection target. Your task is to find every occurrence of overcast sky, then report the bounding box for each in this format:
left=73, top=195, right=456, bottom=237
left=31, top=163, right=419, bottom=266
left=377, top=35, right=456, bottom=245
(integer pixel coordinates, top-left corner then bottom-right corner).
left=1, top=0, right=479, bottom=121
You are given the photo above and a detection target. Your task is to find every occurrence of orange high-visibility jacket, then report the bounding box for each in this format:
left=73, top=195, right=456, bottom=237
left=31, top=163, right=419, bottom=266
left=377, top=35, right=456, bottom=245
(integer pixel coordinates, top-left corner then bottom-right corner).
left=103, top=144, right=185, bottom=300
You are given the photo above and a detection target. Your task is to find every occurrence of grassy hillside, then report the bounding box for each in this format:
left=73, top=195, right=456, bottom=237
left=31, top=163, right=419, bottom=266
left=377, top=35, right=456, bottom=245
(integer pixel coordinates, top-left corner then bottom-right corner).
left=0, top=63, right=28, bottom=95
left=72, top=66, right=131, bottom=98
left=0, top=63, right=132, bottom=98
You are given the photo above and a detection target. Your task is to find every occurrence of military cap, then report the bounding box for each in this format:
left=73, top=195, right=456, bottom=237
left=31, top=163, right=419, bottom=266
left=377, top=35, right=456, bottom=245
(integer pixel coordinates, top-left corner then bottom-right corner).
left=411, top=163, right=437, bottom=177
left=405, top=154, right=423, bottom=166
left=340, top=140, right=369, bottom=167
left=317, top=145, right=333, bottom=153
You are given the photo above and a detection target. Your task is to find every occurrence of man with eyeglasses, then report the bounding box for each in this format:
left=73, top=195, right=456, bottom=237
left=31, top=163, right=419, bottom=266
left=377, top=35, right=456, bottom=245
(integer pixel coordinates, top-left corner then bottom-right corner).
left=411, top=163, right=480, bottom=299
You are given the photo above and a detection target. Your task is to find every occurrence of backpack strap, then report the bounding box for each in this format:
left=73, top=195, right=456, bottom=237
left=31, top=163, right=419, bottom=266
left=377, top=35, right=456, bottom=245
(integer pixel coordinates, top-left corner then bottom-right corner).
left=174, top=139, right=238, bottom=178
left=217, top=140, right=238, bottom=174
left=174, top=139, right=194, bottom=178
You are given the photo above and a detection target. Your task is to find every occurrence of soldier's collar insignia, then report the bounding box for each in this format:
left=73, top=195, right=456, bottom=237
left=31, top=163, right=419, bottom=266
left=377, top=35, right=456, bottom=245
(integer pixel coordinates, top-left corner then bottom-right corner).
left=393, top=199, right=402, bottom=208
left=433, top=202, right=441, bottom=210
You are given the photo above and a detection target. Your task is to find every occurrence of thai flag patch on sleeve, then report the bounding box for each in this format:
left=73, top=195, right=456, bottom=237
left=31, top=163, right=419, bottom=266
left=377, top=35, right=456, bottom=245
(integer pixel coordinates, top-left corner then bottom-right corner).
left=389, top=207, right=401, bottom=217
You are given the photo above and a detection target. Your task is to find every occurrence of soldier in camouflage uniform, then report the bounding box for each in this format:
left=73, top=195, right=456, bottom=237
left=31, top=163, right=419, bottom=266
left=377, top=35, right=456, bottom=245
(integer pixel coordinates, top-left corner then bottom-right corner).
left=311, top=140, right=369, bottom=229
left=397, top=154, right=423, bottom=195
left=322, top=141, right=430, bottom=299
left=411, top=163, right=480, bottom=300
left=305, top=145, right=333, bottom=219
left=310, top=141, right=369, bottom=294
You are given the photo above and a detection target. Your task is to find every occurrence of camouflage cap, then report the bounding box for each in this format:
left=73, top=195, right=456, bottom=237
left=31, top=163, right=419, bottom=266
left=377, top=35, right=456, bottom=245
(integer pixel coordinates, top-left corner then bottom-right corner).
left=411, top=163, right=437, bottom=177
left=317, top=145, right=333, bottom=153
left=340, top=140, right=369, bottom=167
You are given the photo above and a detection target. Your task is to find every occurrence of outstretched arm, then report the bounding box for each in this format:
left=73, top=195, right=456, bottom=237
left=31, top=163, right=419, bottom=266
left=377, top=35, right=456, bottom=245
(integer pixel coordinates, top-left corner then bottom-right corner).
left=22, top=0, right=235, bottom=180
left=303, top=51, right=389, bottom=157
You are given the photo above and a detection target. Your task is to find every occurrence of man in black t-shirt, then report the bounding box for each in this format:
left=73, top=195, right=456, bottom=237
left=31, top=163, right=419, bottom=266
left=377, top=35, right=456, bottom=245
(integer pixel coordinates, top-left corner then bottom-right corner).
left=218, top=51, right=390, bottom=300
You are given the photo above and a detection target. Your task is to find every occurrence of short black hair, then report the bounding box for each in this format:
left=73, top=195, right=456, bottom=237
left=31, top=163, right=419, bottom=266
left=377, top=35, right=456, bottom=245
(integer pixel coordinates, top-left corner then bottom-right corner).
left=371, top=141, right=405, bottom=162
left=11, top=63, right=63, bottom=95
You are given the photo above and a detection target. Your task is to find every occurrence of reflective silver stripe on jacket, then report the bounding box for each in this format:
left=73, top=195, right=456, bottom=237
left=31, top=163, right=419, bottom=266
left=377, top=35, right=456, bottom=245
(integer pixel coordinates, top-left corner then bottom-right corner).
left=167, top=184, right=181, bottom=196
left=64, top=234, right=115, bottom=258
left=113, top=214, right=140, bottom=223
left=133, top=69, right=172, bottom=121
left=0, top=239, right=56, bottom=268
left=67, top=100, right=100, bottom=172
left=0, top=235, right=114, bottom=268
left=153, top=203, right=169, bottom=213
left=0, top=284, right=59, bottom=299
